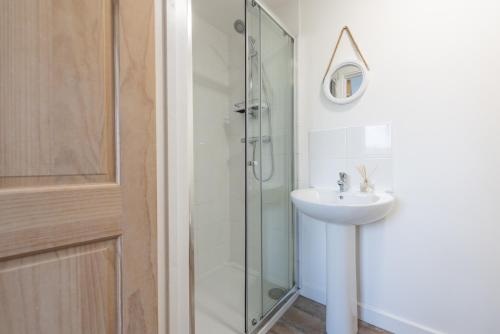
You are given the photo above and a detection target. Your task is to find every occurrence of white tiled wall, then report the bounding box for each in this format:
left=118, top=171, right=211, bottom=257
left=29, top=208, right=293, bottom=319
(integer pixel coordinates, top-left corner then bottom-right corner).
left=192, top=13, right=230, bottom=280
left=309, top=124, right=393, bottom=192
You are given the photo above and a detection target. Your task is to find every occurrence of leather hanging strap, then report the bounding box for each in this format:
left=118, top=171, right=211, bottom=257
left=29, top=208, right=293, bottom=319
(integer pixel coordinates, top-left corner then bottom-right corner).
left=322, top=26, right=370, bottom=82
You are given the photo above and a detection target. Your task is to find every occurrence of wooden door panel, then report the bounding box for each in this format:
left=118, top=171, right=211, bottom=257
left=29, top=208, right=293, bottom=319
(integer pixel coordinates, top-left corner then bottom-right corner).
left=0, top=0, right=115, bottom=184
left=0, top=0, right=158, bottom=332
left=0, top=185, right=122, bottom=260
left=0, top=240, right=119, bottom=334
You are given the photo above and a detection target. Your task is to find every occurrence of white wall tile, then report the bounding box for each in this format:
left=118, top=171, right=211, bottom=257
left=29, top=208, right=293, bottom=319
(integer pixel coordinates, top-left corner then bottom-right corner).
left=308, top=125, right=392, bottom=190
left=309, top=128, right=347, bottom=159
left=309, top=158, right=347, bottom=187
left=347, top=124, right=392, bottom=158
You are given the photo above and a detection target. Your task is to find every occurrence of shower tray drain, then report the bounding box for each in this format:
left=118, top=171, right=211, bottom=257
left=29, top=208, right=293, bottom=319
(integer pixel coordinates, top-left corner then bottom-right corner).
left=268, top=287, right=287, bottom=300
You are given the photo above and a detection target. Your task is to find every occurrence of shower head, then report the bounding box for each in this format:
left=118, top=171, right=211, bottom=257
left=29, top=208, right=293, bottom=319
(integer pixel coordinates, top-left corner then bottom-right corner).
left=233, top=19, right=245, bottom=34
left=233, top=20, right=257, bottom=57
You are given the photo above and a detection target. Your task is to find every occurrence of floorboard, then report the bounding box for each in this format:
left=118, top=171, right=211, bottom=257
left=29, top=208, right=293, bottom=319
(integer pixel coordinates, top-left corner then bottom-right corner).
left=269, top=296, right=391, bottom=334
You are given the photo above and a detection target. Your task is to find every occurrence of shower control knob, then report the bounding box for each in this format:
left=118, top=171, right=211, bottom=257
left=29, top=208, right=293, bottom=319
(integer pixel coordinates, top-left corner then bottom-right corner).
left=247, top=160, right=258, bottom=167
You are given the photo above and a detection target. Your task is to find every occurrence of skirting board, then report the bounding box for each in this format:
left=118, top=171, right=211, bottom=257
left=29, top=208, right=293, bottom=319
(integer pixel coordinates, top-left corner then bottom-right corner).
left=299, top=283, right=326, bottom=305
left=299, top=289, right=444, bottom=334
left=358, top=303, right=446, bottom=334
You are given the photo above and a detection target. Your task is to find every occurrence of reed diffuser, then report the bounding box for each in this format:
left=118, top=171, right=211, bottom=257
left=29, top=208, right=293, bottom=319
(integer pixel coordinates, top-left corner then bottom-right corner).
left=356, top=164, right=376, bottom=193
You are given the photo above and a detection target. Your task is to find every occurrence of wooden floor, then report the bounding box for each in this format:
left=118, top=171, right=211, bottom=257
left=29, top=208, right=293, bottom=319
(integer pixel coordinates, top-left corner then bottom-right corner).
left=269, top=296, right=391, bottom=334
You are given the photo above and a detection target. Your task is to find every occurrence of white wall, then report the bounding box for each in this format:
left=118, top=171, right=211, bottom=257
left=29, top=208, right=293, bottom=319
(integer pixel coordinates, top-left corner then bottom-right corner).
left=298, top=0, right=500, bottom=333
left=261, top=0, right=299, bottom=37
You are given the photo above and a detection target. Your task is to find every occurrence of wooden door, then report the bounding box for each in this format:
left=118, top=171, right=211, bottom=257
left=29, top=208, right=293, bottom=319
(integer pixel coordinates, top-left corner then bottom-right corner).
left=0, top=0, right=158, bottom=333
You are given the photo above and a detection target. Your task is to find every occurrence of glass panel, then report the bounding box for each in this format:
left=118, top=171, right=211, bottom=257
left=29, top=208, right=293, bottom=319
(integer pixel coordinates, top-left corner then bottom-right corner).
left=191, top=0, right=246, bottom=333
left=260, top=9, right=295, bottom=316
left=192, top=1, right=294, bottom=332
left=245, top=1, right=262, bottom=332
left=246, top=2, right=295, bottom=330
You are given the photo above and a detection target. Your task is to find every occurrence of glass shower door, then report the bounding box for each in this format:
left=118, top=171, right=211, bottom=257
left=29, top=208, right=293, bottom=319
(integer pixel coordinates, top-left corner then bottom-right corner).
left=246, top=2, right=295, bottom=331
left=260, top=9, right=295, bottom=316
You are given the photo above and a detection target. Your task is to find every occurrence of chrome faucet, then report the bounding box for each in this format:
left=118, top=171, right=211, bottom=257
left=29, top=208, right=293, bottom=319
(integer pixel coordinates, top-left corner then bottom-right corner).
left=337, top=172, right=348, bottom=192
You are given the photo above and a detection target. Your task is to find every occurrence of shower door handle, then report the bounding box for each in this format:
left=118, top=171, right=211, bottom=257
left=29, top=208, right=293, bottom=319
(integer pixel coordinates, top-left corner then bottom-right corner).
left=247, top=160, right=258, bottom=167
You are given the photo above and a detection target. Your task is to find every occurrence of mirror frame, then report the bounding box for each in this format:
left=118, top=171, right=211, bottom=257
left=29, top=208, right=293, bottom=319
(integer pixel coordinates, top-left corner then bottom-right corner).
left=323, top=59, right=369, bottom=105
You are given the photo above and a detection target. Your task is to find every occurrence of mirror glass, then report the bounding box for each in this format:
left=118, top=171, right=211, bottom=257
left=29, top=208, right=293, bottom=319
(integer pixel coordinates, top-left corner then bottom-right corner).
left=328, top=64, right=364, bottom=99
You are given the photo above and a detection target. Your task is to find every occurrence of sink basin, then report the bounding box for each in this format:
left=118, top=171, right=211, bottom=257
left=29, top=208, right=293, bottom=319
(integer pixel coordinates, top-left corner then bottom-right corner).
left=291, top=187, right=395, bottom=334
left=291, top=188, right=394, bottom=225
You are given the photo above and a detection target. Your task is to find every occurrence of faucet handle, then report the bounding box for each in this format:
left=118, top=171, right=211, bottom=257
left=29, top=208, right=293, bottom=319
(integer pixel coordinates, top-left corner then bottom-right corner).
left=338, top=172, right=348, bottom=192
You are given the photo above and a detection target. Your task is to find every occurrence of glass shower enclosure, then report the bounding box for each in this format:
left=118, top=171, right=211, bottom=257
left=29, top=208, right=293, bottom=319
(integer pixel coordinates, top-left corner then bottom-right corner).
left=191, top=0, right=295, bottom=333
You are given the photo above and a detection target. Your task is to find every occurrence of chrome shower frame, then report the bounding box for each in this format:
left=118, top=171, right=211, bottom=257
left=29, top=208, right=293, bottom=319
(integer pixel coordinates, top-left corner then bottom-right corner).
left=244, top=0, right=299, bottom=333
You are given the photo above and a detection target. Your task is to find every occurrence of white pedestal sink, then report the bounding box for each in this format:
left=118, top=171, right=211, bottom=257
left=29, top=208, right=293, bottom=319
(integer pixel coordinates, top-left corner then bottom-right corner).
left=291, top=188, right=394, bottom=334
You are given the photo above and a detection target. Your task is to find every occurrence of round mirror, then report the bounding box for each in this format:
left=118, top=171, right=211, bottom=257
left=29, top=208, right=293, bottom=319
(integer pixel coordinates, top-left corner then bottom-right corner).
left=323, top=60, right=368, bottom=105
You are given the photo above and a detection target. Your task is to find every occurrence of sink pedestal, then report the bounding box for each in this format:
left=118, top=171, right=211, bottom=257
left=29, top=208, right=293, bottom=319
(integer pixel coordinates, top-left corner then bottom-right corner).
left=291, top=188, right=395, bottom=334
left=326, top=224, right=358, bottom=334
